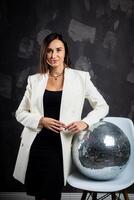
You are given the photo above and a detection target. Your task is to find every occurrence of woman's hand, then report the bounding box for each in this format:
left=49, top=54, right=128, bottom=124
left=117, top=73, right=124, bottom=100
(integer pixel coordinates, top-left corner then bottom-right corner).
left=66, top=121, right=88, bottom=134
left=39, top=117, right=66, bottom=133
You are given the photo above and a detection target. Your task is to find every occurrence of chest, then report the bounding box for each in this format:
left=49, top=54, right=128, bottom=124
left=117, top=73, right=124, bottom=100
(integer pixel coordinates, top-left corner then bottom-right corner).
left=30, top=72, right=86, bottom=113
left=46, top=76, right=64, bottom=91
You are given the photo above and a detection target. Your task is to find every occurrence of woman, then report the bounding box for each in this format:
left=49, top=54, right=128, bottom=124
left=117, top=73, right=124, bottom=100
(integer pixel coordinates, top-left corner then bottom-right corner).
left=13, top=33, right=109, bottom=200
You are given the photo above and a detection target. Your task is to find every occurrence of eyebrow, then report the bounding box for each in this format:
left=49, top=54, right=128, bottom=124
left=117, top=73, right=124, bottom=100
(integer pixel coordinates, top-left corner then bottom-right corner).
left=47, top=47, right=63, bottom=50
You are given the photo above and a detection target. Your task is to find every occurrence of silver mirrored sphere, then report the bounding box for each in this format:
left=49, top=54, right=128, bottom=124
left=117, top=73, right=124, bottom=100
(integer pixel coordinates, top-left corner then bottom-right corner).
left=72, top=121, right=131, bottom=180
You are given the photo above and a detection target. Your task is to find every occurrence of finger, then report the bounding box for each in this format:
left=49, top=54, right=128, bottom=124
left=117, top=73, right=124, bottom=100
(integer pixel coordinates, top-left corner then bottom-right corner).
left=68, top=126, right=78, bottom=132
left=51, top=121, right=62, bottom=127
left=66, top=122, right=74, bottom=129
left=66, top=123, right=75, bottom=129
left=70, top=126, right=82, bottom=133
left=67, top=123, right=77, bottom=131
left=52, top=120, right=66, bottom=127
left=51, top=122, right=65, bottom=129
left=51, top=125, right=63, bottom=131
left=49, top=127, right=59, bottom=133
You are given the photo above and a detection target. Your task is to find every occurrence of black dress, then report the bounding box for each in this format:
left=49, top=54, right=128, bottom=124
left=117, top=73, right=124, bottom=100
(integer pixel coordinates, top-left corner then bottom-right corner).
left=25, top=90, right=64, bottom=200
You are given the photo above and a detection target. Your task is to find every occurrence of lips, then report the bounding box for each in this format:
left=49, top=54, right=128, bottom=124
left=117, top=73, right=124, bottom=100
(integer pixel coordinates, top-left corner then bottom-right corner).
left=50, top=60, right=58, bottom=64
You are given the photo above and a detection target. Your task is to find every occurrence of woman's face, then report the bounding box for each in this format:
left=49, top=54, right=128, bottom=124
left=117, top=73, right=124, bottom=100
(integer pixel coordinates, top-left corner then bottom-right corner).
left=46, top=39, right=65, bottom=69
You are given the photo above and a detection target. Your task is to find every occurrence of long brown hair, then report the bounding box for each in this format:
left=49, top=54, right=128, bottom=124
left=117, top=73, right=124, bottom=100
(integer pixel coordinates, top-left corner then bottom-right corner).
left=38, top=33, right=71, bottom=74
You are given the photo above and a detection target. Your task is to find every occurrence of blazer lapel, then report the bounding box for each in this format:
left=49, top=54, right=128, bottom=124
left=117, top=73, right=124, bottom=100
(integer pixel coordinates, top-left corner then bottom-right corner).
left=60, top=68, right=76, bottom=124
left=37, top=68, right=76, bottom=124
left=37, top=73, right=49, bottom=116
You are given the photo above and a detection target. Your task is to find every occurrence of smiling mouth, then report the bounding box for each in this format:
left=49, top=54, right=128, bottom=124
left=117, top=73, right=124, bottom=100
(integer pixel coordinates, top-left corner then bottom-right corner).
left=50, top=60, right=58, bottom=64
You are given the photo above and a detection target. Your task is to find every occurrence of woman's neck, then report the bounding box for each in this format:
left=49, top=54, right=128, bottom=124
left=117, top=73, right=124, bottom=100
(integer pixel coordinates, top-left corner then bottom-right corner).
left=49, top=66, right=65, bottom=75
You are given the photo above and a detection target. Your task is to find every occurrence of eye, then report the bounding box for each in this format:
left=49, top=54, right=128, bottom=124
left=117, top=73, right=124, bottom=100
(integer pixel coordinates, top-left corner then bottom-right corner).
left=47, top=48, right=52, bottom=53
left=57, top=48, right=62, bottom=52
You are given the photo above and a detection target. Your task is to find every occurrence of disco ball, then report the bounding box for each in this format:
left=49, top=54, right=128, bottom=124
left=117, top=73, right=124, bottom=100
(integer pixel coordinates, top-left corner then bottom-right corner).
left=72, top=121, right=131, bottom=180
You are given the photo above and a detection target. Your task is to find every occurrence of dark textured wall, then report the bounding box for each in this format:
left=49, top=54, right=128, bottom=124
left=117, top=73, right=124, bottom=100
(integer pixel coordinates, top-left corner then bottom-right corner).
left=0, top=0, right=134, bottom=193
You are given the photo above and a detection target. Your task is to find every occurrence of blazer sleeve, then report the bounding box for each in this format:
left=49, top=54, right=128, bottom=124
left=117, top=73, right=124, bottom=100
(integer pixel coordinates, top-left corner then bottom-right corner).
left=82, top=72, right=109, bottom=127
left=15, top=76, right=43, bottom=132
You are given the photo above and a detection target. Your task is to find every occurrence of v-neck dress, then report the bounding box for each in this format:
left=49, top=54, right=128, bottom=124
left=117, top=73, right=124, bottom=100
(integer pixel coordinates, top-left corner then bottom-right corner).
left=25, top=89, right=64, bottom=199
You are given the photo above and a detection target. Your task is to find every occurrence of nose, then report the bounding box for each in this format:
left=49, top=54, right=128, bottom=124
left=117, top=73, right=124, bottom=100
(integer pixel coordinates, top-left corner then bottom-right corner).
left=51, top=50, right=56, bottom=58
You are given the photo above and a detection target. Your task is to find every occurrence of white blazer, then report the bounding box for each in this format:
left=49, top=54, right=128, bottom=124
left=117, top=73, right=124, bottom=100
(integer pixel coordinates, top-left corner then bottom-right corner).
left=13, top=67, right=109, bottom=185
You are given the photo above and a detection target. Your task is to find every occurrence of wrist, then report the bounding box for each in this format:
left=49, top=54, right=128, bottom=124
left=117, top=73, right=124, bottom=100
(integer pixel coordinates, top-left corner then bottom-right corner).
left=39, top=117, right=44, bottom=127
left=82, top=121, right=89, bottom=131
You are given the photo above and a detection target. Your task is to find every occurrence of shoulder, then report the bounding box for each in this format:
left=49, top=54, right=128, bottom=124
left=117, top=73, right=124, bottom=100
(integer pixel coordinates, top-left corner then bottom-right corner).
left=66, top=67, right=91, bottom=78
left=28, top=73, right=45, bottom=82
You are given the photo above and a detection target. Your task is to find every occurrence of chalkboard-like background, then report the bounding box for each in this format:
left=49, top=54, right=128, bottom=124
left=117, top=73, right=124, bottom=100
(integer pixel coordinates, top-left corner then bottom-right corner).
left=0, top=0, right=134, bottom=193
